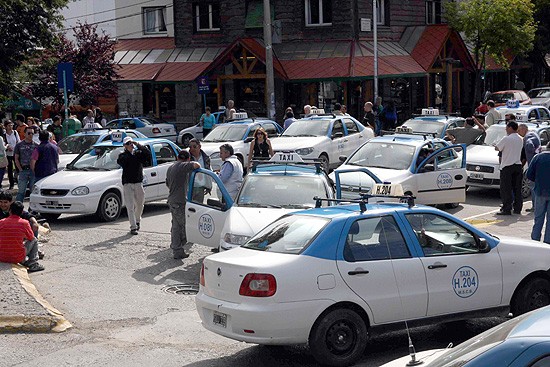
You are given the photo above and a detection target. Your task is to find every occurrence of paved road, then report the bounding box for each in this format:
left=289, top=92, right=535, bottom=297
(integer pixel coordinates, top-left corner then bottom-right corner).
left=0, top=187, right=539, bottom=367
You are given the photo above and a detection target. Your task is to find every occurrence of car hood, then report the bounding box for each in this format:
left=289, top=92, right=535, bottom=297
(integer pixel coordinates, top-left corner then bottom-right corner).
left=467, top=145, right=499, bottom=165
left=179, top=124, right=201, bottom=135
left=379, top=349, right=446, bottom=367
left=271, top=136, right=327, bottom=150
left=34, top=169, right=121, bottom=189
left=201, top=141, right=239, bottom=155
left=225, top=206, right=296, bottom=237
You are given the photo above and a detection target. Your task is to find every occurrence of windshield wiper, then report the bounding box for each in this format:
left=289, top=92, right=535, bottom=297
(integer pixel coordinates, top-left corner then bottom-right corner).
left=81, top=167, right=110, bottom=171
left=283, top=204, right=311, bottom=209
left=238, top=202, right=282, bottom=208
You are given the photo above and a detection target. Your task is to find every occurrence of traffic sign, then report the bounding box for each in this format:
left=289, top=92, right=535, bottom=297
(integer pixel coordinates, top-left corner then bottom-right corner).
left=197, top=76, right=210, bottom=94
left=57, top=63, right=74, bottom=92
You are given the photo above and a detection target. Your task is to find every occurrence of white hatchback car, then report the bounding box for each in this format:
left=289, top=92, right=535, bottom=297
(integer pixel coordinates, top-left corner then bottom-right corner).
left=271, top=115, right=374, bottom=172
left=195, top=200, right=550, bottom=366
left=30, top=137, right=180, bottom=221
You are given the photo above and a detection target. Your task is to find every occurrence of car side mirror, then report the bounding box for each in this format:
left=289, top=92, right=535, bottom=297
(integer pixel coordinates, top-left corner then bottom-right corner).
left=244, top=137, right=254, bottom=143
left=339, top=155, right=347, bottom=163
left=477, top=237, right=490, bottom=253
left=207, top=198, right=227, bottom=211
left=421, top=163, right=435, bottom=172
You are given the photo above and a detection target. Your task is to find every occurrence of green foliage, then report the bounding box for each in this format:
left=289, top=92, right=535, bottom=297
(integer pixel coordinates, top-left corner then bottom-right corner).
left=0, top=0, right=68, bottom=97
left=446, top=0, right=536, bottom=69
left=532, top=0, right=550, bottom=54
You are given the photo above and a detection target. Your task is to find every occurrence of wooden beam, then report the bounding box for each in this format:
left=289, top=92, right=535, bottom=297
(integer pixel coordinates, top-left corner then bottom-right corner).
left=219, top=74, right=267, bottom=80
left=247, top=58, right=258, bottom=74
left=231, top=54, right=245, bottom=75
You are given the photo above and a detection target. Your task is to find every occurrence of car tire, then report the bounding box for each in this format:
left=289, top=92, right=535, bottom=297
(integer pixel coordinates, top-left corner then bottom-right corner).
left=40, top=213, right=61, bottom=221
left=445, top=203, right=460, bottom=209
left=309, top=308, right=367, bottom=367
left=181, top=134, right=193, bottom=148
left=512, top=277, right=550, bottom=316
left=319, top=154, right=330, bottom=173
left=521, top=174, right=531, bottom=199
left=96, top=192, right=122, bottom=222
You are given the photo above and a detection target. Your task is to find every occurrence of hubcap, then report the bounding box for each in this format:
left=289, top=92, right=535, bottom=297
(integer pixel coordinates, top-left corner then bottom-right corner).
left=104, top=197, right=119, bottom=218
left=326, top=321, right=355, bottom=355
left=530, top=289, right=550, bottom=309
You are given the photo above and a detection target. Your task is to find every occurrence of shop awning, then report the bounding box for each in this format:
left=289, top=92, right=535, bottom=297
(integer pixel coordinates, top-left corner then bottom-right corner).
left=155, top=62, right=211, bottom=82
left=116, top=64, right=165, bottom=82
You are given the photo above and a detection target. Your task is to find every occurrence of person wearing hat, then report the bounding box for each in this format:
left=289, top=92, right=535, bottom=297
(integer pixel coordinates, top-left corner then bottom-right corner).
left=165, top=150, right=200, bottom=259
left=117, top=136, right=150, bottom=235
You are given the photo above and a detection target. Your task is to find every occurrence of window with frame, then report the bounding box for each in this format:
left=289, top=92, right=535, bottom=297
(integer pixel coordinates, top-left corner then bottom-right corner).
left=305, top=0, right=332, bottom=26
left=376, top=0, right=390, bottom=25
left=194, top=3, right=220, bottom=32
left=426, top=0, right=442, bottom=25
left=143, top=7, right=167, bottom=34
left=344, top=119, right=359, bottom=135
left=332, top=120, right=344, bottom=137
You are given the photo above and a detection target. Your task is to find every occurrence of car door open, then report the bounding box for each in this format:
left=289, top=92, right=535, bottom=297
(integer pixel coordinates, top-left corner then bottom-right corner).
left=334, top=167, right=383, bottom=200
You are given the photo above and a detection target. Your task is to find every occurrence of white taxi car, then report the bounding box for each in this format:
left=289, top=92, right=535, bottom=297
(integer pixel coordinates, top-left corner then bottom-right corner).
left=495, top=104, right=550, bottom=123
left=466, top=121, right=550, bottom=198
left=30, top=136, right=180, bottom=221
left=399, top=108, right=466, bottom=139
left=331, top=133, right=467, bottom=207
left=270, top=114, right=374, bottom=172
left=185, top=153, right=335, bottom=251
left=195, top=198, right=550, bottom=366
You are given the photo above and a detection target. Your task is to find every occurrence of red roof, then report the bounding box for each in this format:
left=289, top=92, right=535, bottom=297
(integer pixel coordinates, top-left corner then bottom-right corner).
left=115, top=37, right=175, bottom=52
left=156, top=62, right=211, bottom=82
left=281, top=58, right=351, bottom=80
left=353, top=55, right=425, bottom=77
left=116, top=64, right=165, bottom=81
left=410, top=25, right=449, bottom=71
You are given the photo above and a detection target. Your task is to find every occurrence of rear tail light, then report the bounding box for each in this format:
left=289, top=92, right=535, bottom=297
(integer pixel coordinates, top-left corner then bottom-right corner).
left=200, top=263, right=205, bottom=286
left=152, top=127, right=161, bottom=134
left=239, top=273, right=277, bottom=297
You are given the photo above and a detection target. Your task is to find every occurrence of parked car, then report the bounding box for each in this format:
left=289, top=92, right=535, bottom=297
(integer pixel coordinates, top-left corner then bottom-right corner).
left=489, top=90, right=531, bottom=107
left=381, top=306, right=550, bottom=367
left=399, top=108, right=465, bottom=139
left=528, top=86, right=550, bottom=108
left=177, top=111, right=225, bottom=147
left=495, top=105, right=550, bottom=123
left=106, top=117, right=177, bottom=142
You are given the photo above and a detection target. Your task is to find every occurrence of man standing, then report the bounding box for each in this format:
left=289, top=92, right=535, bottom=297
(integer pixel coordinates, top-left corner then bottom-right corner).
left=445, top=117, right=486, bottom=145
left=333, top=103, right=343, bottom=115
left=188, top=138, right=211, bottom=203
left=117, top=137, right=149, bottom=235
left=31, top=130, right=59, bottom=182
left=0, top=201, right=44, bottom=272
left=3, top=120, right=20, bottom=189
left=518, top=124, right=541, bottom=212
left=15, top=114, right=28, bottom=140
left=46, top=115, right=63, bottom=142
left=82, top=109, right=100, bottom=129
left=218, top=143, right=243, bottom=200
left=495, top=120, right=524, bottom=215
left=165, top=150, right=200, bottom=259
left=303, top=105, right=312, bottom=117
left=484, top=100, right=501, bottom=127
left=225, top=100, right=235, bottom=120
left=526, top=142, right=550, bottom=244
left=14, top=126, right=38, bottom=202
left=373, top=96, right=383, bottom=136
left=362, top=102, right=375, bottom=130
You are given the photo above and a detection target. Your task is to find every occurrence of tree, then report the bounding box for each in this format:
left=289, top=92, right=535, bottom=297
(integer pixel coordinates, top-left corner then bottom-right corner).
left=25, top=23, right=119, bottom=110
left=445, top=0, right=536, bottom=105
left=0, top=0, right=68, bottom=97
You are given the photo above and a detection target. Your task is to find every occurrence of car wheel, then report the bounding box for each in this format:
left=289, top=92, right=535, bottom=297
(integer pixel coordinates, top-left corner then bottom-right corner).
left=512, top=278, right=550, bottom=316
left=445, top=203, right=460, bottom=209
left=309, top=308, right=367, bottom=367
left=181, top=134, right=193, bottom=148
left=319, top=154, right=330, bottom=173
left=40, top=213, right=61, bottom=221
left=521, top=174, right=531, bottom=199
left=96, top=192, right=122, bottom=222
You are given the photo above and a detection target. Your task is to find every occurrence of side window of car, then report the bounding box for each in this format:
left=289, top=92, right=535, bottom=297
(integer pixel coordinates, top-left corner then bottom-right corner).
left=405, top=213, right=479, bottom=256
left=539, top=108, right=550, bottom=120
left=343, top=216, right=410, bottom=262
left=247, top=126, right=259, bottom=138
left=153, top=143, right=176, bottom=164
left=188, top=172, right=219, bottom=207
left=344, top=119, right=359, bottom=135
left=332, top=120, right=345, bottom=138
left=540, top=130, right=550, bottom=147
left=126, top=132, right=139, bottom=139
left=263, top=123, right=278, bottom=137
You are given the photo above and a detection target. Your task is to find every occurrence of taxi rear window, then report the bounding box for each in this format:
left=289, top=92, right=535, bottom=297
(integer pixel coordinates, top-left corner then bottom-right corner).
left=243, top=215, right=330, bottom=254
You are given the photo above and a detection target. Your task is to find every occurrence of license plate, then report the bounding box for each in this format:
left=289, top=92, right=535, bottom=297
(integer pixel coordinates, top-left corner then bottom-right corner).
left=373, top=183, right=404, bottom=196
left=469, top=172, right=484, bottom=180
left=45, top=200, right=59, bottom=206
left=213, top=311, right=227, bottom=328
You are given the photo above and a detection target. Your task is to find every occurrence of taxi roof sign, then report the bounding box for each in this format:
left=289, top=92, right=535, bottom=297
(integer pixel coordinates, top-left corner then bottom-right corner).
left=506, top=99, right=520, bottom=108
left=395, top=125, right=413, bottom=134
left=111, top=131, right=124, bottom=142
left=310, top=108, right=325, bottom=115
left=232, top=112, right=248, bottom=119
left=270, top=152, right=304, bottom=163
left=421, top=108, right=439, bottom=116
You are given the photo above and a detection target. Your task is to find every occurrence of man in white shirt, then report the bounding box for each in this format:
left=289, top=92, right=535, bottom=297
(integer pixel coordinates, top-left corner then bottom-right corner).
left=495, top=120, right=524, bottom=215
left=484, top=100, right=501, bottom=127
left=82, top=110, right=101, bottom=129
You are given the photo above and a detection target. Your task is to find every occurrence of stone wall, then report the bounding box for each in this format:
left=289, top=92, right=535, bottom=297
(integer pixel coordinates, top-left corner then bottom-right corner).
left=175, top=83, right=203, bottom=130
left=117, top=83, right=144, bottom=116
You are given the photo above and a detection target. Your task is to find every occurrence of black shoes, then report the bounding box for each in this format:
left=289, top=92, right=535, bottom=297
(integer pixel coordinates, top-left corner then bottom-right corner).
left=24, top=263, right=45, bottom=273
left=136, top=222, right=140, bottom=230
left=130, top=229, right=138, bottom=235
left=496, top=211, right=512, bottom=216
left=173, top=252, right=190, bottom=259
left=513, top=210, right=522, bottom=215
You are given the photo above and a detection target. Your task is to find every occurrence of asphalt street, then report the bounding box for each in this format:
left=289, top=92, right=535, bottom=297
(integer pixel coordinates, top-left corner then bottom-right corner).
left=0, top=186, right=543, bottom=367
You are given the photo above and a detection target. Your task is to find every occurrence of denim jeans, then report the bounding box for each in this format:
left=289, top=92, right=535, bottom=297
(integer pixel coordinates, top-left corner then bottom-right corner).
left=528, top=179, right=536, bottom=209
left=531, top=194, right=550, bottom=244
left=16, top=169, right=35, bottom=202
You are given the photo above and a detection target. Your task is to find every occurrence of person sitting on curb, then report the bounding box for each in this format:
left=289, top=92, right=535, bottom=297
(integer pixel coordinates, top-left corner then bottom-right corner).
left=0, top=201, right=44, bottom=272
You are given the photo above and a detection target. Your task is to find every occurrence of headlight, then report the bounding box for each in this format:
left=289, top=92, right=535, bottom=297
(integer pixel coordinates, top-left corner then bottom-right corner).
left=296, top=147, right=314, bottom=156
left=32, top=185, right=39, bottom=195
left=223, top=233, right=251, bottom=245
left=71, top=186, right=90, bottom=196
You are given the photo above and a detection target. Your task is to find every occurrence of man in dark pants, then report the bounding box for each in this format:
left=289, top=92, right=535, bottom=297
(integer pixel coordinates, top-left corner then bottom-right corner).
left=495, top=120, right=523, bottom=215
left=165, top=150, right=200, bottom=259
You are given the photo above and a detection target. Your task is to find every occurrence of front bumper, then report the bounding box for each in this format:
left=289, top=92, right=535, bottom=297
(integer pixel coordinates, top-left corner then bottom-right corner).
left=29, top=190, right=103, bottom=215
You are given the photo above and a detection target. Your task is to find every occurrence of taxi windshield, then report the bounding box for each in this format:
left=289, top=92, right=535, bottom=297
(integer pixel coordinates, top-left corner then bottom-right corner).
left=203, top=125, right=248, bottom=142
left=58, top=135, right=100, bottom=154
left=237, top=175, right=329, bottom=209
left=347, top=142, right=416, bottom=170
left=281, top=119, right=330, bottom=137
left=69, top=146, right=125, bottom=171
left=481, top=126, right=507, bottom=146
left=243, top=215, right=330, bottom=254
left=402, top=119, right=444, bottom=136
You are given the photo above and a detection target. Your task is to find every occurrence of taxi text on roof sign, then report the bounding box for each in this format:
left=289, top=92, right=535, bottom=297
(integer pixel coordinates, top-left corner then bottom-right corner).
left=111, top=131, right=124, bottom=142
left=311, top=108, right=325, bottom=115
left=506, top=99, right=520, bottom=108
left=421, top=108, right=439, bottom=115
left=270, top=152, right=304, bottom=163
left=232, top=112, right=248, bottom=119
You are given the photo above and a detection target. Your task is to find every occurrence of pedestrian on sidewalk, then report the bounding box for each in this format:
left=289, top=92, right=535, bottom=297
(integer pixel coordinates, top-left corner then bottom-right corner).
left=3, top=120, right=20, bottom=190
left=46, top=115, right=64, bottom=142
left=495, top=120, right=523, bottom=215
left=199, top=106, right=216, bottom=138
left=14, top=126, right=38, bottom=202
left=362, top=102, right=375, bottom=131
left=0, top=201, right=44, bottom=272
left=117, top=137, right=149, bottom=235
left=518, top=123, right=541, bottom=212
left=165, top=150, right=200, bottom=259
left=15, top=114, right=28, bottom=140
left=526, top=142, right=550, bottom=244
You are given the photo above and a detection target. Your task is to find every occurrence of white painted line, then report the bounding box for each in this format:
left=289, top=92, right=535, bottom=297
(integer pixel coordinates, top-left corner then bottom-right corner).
left=463, top=199, right=533, bottom=221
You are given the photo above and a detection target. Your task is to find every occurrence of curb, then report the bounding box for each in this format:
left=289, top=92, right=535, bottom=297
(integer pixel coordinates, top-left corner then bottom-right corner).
left=0, top=264, right=72, bottom=333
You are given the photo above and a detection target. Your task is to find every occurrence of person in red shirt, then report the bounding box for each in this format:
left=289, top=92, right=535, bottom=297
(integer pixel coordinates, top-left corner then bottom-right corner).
left=0, top=201, right=44, bottom=272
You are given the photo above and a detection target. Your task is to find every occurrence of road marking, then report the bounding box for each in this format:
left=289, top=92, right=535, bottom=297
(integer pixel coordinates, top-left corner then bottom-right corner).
left=463, top=199, right=533, bottom=221
left=465, top=218, right=502, bottom=228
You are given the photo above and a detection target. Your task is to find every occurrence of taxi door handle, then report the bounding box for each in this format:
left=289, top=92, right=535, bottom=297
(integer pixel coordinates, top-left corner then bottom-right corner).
left=151, top=172, right=157, bottom=177
left=454, top=174, right=463, bottom=180
left=428, top=264, right=447, bottom=269
left=188, top=208, right=196, bottom=213
left=348, top=270, right=369, bottom=275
